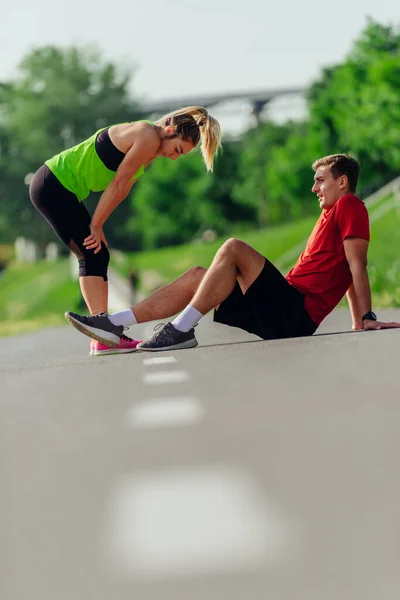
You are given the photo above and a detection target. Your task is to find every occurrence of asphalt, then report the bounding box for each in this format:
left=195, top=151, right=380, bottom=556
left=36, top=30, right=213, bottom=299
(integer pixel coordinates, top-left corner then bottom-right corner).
left=1, top=308, right=400, bottom=600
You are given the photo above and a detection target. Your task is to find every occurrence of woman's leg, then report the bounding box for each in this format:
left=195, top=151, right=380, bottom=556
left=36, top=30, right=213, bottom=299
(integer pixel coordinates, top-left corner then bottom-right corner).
left=79, top=277, right=108, bottom=315
left=29, top=165, right=109, bottom=324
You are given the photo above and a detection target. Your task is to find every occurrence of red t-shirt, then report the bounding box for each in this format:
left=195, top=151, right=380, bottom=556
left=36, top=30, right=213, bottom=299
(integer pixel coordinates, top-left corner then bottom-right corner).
left=286, top=194, right=370, bottom=326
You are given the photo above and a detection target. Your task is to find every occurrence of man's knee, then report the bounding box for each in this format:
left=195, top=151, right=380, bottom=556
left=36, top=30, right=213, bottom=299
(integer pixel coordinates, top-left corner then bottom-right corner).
left=185, top=265, right=206, bottom=288
left=219, top=237, right=246, bottom=259
left=188, top=265, right=206, bottom=278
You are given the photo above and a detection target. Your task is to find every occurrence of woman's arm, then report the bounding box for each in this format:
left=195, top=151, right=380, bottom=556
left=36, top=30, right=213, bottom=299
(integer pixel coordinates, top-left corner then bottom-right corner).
left=84, top=125, right=159, bottom=253
left=92, top=125, right=159, bottom=228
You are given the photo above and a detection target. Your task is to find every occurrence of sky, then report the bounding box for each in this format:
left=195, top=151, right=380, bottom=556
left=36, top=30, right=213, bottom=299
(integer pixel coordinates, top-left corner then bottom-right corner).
left=1, top=0, right=399, bottom=132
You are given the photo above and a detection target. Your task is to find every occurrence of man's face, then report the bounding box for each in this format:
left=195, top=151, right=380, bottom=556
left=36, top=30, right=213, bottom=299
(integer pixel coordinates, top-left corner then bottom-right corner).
left=312, top=166, right=346, bottom=210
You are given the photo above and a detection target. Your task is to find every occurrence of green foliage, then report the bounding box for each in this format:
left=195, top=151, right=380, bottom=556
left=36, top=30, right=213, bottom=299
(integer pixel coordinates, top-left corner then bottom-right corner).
left=368, top=206, right=400, bottom=307
left=0, top=218, right=317, bottom=336
left=263, top=122, right=321, bottom=222
left=307, top=19, right=400, bottom=193
left=126, top=151, right=214, bottom=249
left=119, top=216, right=317, bottom=285
left=9, top=45, right=135, bottom=162
left=233, top=121, right=289, bottom=226
left=124, top=141, right=252, bottom=250
left=233, top=119, right=322, bottom=227
left=0, top=44, right=139, bottom=244
left=2, top=202, right=400, bottom=338
left=1, top=18, right=400, bottom=253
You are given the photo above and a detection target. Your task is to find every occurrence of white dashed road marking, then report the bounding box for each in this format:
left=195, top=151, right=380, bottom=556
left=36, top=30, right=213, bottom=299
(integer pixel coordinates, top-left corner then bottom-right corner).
left=126, top=397, right=203, bottom=429
left=142, top=356, right=177, bottom=366
left=106, top=466, right=293, bottom=578
left=143, top=371, right=189, bottom=385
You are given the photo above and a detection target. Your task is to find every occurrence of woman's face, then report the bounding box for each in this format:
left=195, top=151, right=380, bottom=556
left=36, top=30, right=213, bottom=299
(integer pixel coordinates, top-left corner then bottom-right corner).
left=157, top=124, right=196, bottom=160
left=158, top=135, right=195, bottom=160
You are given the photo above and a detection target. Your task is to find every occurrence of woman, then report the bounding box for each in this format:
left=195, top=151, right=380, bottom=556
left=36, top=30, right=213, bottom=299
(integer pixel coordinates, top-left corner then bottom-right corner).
left=29, top=106, right=222, bottom=355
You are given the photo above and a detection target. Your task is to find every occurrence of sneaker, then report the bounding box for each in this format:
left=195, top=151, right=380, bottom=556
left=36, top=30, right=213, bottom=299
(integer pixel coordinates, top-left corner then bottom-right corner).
left=65, top=311, right=123, bottom=347
left=137, top=322, right=198, bottom=352
left=90, top=334, right=142, bottom=356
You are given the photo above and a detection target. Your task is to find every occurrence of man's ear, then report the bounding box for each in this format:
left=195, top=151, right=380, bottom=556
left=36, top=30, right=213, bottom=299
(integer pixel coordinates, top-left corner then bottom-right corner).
left=340, top=175, right=349, bottom=189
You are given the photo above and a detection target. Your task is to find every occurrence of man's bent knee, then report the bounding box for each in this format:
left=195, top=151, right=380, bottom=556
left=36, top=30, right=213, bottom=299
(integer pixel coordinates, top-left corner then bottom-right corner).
left=185, top=266, right=206, bottom=288
left=188, top=265, right=206, bottom=278
left=218, top=238, right=248, bottom=259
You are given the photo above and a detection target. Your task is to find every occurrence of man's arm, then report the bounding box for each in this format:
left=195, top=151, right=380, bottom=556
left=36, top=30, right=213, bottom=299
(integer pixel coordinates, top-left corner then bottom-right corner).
left=346, top=283, right=363, bottom=330
left=344, top=237, right=400, bottom=330
left=343, top=237, right=371, bottom=315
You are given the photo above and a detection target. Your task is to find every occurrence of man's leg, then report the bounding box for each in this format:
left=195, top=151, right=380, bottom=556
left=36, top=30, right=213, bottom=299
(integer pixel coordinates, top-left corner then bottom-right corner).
left=65, top=266, right=207, bottom=346
left=65, top=239, right=265, bottom=348
left=125, top=238, right=264, bottom=325
left=190, top=238, right=265, bottom=314
left=133, top=266, right=207, bottom=322
left=137, top=239, right=265, bottom=351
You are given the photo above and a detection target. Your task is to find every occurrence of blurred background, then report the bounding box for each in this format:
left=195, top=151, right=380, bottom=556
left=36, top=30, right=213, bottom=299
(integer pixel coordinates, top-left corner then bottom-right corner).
left=1, top=0, right=399, bottom=334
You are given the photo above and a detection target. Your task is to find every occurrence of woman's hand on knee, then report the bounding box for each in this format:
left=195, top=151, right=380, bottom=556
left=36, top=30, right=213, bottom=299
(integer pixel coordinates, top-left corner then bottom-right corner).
left=84, top=224, right=104, bottom=254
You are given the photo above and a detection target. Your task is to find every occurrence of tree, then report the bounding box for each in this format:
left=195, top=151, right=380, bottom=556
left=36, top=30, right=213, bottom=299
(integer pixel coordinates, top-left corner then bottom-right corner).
left=264, top=121, right=321, bottom=221
left=125, top=151, right=219, bottom=250
left=233, top=121, right=292, bottom=227
left=0, top=45, right=139, bottom=244
left=121, top=140, right=255, bottom=250
left=307, top=19, right=400, bottom=194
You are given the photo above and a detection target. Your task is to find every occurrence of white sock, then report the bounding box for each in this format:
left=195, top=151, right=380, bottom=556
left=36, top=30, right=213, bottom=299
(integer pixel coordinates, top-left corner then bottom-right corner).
left=108, top=308, right=137, bottom=327
left=172, top=305, right=203, bottom=332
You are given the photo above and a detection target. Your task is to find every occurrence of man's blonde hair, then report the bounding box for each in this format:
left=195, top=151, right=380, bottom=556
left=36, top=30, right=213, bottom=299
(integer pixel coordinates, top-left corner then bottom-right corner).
left=156, top=106, right=222, bottom=172
left=312, top=154, right=360, bottom=192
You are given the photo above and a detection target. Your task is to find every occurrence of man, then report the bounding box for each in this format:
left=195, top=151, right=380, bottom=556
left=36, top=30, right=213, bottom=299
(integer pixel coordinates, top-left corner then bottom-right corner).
left=65, top=154, right=400, bottom=351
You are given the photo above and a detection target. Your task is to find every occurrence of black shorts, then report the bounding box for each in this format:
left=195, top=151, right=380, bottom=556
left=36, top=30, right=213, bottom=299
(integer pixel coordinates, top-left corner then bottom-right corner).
left=214, top=258, right=317, bottom=340
left=29, top=164, right=92, bottom=248
left=29, top=164, right=110, bottom=280
left=29, top=128, right=123, bottom=250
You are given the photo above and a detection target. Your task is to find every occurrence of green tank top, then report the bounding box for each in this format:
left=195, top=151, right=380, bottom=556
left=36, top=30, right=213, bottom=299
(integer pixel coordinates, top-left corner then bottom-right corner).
left=45, top=121, right=152, bottom=201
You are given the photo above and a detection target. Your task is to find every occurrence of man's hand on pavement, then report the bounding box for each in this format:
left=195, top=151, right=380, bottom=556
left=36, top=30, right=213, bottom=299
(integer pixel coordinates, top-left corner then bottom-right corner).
left=363, top=319, right=400, bottom=331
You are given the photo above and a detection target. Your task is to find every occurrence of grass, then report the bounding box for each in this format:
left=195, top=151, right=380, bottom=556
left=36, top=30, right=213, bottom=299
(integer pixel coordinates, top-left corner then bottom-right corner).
left=0, top=258, right=80, bottom=336
left=0, top=218, right=315, bottom=338
left=0, top=244, right=15, bottom=264
left=119, top=206, right=400, bottom=308
left=368, top=204, right=400, bottom=307
left=117, top=217, right=317, bottom=285
left=1, top=205, right=399, bottom=337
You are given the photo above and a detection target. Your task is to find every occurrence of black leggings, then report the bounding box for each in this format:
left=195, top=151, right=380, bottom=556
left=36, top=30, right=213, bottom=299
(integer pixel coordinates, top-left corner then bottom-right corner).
left=29, top=165, right=110, bottom=281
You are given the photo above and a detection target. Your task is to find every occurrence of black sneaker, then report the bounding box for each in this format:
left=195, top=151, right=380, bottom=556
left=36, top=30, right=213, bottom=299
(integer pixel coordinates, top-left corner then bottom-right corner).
left=65, top=311, right=123, bottom=347
left=137, top=323, right=198, bottom=352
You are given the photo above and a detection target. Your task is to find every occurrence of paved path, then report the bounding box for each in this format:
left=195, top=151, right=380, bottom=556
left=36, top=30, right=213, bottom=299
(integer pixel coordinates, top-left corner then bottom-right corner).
left=1, top=309, right=400, bottom=600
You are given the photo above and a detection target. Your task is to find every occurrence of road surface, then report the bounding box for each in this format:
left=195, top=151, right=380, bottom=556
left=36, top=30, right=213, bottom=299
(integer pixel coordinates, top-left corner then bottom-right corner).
left=1, top=309, right=400, bottom=600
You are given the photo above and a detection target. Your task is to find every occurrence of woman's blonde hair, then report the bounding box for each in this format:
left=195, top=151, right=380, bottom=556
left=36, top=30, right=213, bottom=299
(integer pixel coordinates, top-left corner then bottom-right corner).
left=155, top=106, right=222, bottom=172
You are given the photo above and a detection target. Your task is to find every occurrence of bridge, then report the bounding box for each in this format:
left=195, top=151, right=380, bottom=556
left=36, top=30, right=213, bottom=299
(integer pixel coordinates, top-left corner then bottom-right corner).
left=137, top=85, right=306, bottom=123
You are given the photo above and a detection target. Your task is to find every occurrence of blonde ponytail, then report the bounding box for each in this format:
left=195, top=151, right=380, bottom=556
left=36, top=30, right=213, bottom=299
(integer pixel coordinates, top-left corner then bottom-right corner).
left=156, top=106, right=222, bottom=172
